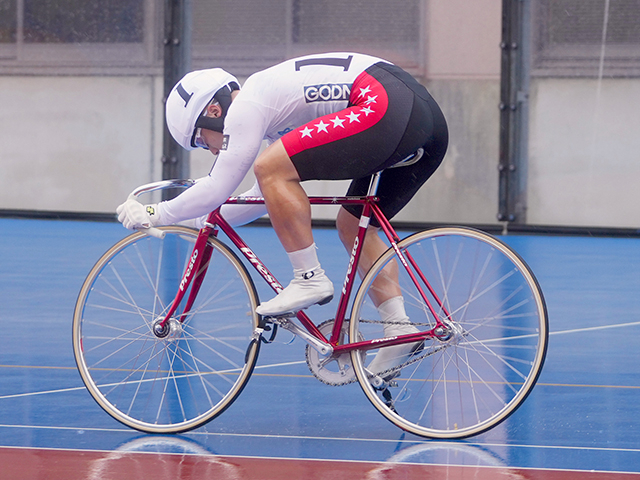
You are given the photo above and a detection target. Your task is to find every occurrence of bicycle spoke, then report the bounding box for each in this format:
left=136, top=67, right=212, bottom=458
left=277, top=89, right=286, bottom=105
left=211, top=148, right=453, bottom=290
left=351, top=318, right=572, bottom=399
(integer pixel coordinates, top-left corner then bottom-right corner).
left=350, top=227, right=548, bottom=438
left=73, top=228, right=260, bottom=433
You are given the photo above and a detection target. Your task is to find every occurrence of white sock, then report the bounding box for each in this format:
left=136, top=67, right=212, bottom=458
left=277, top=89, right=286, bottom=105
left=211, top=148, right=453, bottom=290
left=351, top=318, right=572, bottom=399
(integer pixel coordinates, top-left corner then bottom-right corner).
left=378, top=296, right=407, bottom=321
left=377, top=296, right=410, bottom=333
left=287, top=243, right=320, bottom=274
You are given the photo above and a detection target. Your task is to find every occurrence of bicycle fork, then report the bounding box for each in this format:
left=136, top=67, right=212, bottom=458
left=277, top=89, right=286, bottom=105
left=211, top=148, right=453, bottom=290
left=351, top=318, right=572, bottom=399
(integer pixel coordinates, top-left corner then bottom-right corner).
left=152, top=222, right=215, bottom=338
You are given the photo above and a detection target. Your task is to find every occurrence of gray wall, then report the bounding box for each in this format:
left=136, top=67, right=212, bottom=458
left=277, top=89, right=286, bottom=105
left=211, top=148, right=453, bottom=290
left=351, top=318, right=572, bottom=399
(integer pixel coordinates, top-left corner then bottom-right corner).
left=1, top=0, right=638, bottom=229
left=0, top=75, right=164, bottom=213
left=528, top=78, right=640, bottom=228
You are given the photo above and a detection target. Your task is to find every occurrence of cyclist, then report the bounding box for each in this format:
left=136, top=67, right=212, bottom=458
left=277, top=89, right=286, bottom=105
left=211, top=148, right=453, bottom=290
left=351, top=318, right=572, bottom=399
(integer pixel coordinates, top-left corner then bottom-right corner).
left=117, top=52, right=448, bottom=375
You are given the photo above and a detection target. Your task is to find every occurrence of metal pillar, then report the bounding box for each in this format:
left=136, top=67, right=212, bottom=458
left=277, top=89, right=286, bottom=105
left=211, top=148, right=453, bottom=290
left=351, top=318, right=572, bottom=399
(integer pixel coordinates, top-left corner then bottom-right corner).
left=162, top=0, right=192, bottom=200
left=498, top=0, right=530, bottom=224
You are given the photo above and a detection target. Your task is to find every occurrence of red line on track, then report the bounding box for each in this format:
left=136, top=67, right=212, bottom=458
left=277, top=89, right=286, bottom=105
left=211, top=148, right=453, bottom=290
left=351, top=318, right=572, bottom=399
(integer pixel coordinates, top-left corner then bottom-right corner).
left=1, top=446, right=638, bottom=480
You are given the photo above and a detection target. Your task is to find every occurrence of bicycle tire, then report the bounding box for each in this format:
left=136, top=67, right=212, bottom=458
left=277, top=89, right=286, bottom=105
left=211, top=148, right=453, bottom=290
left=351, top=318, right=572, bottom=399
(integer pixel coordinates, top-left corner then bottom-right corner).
left=349, top=226, right=548, bottom=439
left=72, top=226, right=260, bottom=433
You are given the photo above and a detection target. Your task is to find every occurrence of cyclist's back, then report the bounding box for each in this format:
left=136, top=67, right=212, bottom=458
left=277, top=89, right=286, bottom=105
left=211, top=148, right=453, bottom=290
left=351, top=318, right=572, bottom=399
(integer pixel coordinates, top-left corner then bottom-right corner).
left=237, top=52, right=388, bottom=143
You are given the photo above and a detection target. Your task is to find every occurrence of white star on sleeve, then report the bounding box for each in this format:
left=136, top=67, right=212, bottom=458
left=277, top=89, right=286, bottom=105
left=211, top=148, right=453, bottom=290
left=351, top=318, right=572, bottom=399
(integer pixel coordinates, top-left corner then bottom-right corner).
left=346, top=111, right=361, bottom=123
left=364, top=95, right=378, bottom=105
left=315, top=120, right=329, bottom=133
left=300, top=126, right=314, bottom=138
left=358, top=85, right=372, bottom=98
left=361, top=106, right=374, bottom=116
left=330, top=116, right=346, bottom=128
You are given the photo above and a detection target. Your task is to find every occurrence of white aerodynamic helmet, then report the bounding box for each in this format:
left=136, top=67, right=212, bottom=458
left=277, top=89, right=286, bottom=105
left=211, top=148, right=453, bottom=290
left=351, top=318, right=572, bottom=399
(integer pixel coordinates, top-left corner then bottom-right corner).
left=165, top=68, right=240, bottom=151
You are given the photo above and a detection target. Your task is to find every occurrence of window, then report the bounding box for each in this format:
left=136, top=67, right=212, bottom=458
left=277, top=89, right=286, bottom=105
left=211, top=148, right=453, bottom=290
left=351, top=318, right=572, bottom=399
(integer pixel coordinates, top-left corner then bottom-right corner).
left=1, top=0, right=424, bottom=76
left=0, top=0, right=17, bottom=45
left=533, top=0, right=640, bottom=77
left=191, top=0, right=290, bottom=74
left=25, top=0, right=143, bottom=43
left=292, top=0, right=420, bottom=63
left=192, top=0, right=424, bottom=76
left=0, top=0, right=159, bottom=74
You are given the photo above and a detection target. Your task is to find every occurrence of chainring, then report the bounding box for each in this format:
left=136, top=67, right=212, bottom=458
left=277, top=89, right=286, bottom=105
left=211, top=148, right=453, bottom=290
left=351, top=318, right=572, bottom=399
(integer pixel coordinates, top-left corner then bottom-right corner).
left=305, top=319, right=365, bottom=386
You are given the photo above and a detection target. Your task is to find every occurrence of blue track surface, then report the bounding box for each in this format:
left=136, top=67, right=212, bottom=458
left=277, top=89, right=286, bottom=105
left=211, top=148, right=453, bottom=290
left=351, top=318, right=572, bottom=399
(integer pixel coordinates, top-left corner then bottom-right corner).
left=1, top=218, right=639, bottom=475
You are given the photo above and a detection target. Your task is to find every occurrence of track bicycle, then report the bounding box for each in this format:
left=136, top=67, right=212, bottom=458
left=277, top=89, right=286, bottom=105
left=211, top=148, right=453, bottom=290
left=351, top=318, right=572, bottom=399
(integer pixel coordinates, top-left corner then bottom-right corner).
left=72, top=166, right=548, bottom=438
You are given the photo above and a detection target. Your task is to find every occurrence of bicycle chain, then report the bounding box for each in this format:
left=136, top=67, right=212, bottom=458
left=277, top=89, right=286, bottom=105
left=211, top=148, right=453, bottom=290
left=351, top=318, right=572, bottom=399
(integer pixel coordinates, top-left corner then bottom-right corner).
left=374, top=327, right=470, bottom=381
left=306, top=318, right=461, bottom=387
left=359, top=319, right=434, bottom=327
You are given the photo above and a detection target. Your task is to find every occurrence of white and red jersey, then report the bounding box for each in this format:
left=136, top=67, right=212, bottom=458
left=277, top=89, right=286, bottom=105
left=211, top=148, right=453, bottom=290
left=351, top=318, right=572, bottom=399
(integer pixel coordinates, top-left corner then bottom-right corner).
left=157, top=53, right=390, bottom=226
left=240, top=52, right=389, bottom=143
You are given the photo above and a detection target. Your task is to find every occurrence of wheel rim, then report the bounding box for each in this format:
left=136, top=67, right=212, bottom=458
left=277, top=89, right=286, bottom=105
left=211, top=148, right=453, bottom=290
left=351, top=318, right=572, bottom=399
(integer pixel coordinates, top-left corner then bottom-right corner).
left=350, top=227, right=548, bottom=438
left=72, top=228, right=260, bottom=433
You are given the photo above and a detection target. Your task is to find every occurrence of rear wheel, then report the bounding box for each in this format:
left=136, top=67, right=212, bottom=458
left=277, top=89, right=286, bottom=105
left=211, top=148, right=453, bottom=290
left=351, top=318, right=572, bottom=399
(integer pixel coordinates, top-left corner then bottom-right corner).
left=350, top=227, right=548, bottom=438
left=72, top=226, right=260, bottom=433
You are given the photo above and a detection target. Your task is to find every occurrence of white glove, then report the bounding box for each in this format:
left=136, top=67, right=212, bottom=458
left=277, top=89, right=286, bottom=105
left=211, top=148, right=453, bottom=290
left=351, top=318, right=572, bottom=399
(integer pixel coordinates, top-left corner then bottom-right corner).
left=116, top=198, right=160, bottom=230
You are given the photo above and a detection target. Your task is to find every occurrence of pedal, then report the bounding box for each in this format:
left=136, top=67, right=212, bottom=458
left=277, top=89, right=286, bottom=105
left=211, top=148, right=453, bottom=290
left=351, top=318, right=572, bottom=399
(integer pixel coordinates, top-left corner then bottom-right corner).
left=370, top=371, right=399, bottom=390
left=381, top=388, right=398, bottom=413
left=256, top=318, right=280, bottom=344
left=261, top=312, right=296, bottom=323
left=261, top=324, right=278, bottom=344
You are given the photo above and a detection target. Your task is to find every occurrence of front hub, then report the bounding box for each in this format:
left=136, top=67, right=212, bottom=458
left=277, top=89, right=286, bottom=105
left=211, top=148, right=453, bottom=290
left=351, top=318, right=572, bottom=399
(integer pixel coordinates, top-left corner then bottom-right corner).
left=153, top=317, right=183, bottom=340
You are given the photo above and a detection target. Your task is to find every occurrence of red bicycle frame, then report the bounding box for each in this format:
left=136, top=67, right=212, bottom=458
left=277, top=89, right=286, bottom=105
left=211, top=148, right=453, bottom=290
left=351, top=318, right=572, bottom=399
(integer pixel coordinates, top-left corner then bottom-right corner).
left=155, top=193, right=452, bottom=355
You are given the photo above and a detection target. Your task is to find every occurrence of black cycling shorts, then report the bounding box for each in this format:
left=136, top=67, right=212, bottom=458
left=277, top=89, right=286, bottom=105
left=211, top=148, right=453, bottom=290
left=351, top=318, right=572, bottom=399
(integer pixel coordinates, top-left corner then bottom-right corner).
left=281, top=62, right=448, bottom=225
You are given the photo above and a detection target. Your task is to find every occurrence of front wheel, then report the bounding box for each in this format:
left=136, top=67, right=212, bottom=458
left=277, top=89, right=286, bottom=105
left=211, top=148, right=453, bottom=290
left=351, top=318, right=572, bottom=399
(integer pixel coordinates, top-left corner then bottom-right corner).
left=349, top=227, right=548, bottom=439
left=72, top=226, right=260, bottom=433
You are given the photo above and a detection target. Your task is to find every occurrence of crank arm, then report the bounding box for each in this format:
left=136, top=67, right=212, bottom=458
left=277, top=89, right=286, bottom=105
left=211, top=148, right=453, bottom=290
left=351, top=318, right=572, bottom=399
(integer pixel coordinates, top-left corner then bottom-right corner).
left=275, top=318, right=333, bottom=356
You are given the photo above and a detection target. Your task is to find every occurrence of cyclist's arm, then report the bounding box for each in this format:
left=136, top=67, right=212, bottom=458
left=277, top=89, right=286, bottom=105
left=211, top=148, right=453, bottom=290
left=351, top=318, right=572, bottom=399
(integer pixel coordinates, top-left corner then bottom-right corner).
left=155, top=101, right=266, bottom=226
left=182, top=181, right=267, bottom=229
left=220, top=180, right=267, bottom=226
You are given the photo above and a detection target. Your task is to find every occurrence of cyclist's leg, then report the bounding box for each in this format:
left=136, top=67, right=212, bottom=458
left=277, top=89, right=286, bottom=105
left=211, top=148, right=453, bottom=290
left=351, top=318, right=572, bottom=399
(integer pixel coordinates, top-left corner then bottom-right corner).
left=338, top=103, right=447, bottom=312
left=253, top=140, right=334, bottom=316
left=254, top=140, right=313, bottom=252
left=336, top=208, right=400, bottom=307
left=339, top=78, right=449, bottom=374
left=337, top=207, right=419, bottom=375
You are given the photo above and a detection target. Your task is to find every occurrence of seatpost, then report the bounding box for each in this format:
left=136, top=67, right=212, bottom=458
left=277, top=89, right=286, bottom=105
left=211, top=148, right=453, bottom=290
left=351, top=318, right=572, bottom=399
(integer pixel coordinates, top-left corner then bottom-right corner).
left=367, top=171, right=382, bottom=196
left=367, top=149, right=422, bottom=199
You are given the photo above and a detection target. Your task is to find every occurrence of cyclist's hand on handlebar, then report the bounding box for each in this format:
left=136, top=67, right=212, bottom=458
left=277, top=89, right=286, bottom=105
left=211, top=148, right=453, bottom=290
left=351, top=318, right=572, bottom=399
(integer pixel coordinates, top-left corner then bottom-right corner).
left=116, top=198, right=160, bottom=231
